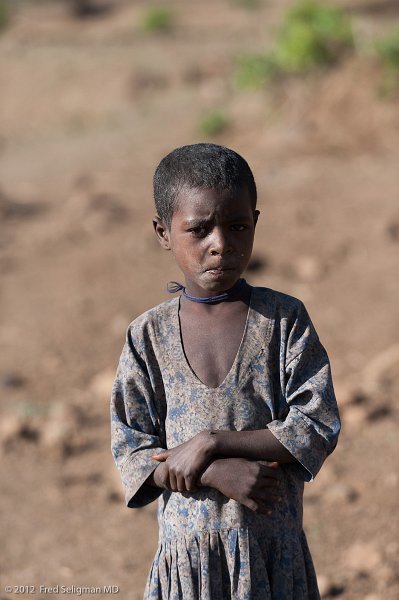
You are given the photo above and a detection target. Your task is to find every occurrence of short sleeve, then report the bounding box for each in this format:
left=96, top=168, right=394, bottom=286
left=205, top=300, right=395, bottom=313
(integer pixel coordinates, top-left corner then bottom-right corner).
left=267, top=302, right=341, bottom=481
left=110, top=328, right=165, bottom=508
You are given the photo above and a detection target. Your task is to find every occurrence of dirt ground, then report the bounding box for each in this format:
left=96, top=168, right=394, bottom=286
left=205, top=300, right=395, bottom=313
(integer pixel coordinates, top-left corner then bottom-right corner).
left=1, top=1, right=398, bottom=599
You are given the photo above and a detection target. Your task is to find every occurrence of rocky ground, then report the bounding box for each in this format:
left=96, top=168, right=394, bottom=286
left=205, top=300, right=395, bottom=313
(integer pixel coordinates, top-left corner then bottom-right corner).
left=1, top=1, right=398, bottom=599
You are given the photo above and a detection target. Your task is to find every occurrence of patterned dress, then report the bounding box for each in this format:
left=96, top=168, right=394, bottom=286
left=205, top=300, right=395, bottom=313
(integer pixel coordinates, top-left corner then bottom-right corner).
left=110, top=286, right=341, bottom=600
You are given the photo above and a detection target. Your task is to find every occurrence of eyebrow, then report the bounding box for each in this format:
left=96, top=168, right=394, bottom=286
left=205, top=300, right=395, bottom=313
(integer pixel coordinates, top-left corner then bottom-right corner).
left=184, top=218, right=210, bottom=227
left=184, top=214, right=252, bottom=226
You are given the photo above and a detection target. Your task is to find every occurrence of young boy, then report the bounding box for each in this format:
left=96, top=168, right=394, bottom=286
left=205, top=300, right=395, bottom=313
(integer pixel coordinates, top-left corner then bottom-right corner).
left=111, top=143, right=340, bottom=599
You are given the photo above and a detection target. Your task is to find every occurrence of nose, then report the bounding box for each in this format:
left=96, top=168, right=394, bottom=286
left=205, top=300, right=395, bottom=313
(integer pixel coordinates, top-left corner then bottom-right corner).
left=209, top=227, right=232, bottom=256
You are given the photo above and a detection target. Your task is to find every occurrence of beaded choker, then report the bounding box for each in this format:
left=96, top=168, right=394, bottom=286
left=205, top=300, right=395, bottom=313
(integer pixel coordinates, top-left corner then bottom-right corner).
left=167, top=278, right=248, bottom=304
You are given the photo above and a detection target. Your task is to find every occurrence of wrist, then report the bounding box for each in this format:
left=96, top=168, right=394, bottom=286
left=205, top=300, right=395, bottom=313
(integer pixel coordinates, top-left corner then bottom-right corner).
left=207, top=429, right=227, bottom=456
left=199, top=460, right=217, bottom=487
left=151, top=463, right=166, bottom=489
left=207, top=429, right=220, bottom=456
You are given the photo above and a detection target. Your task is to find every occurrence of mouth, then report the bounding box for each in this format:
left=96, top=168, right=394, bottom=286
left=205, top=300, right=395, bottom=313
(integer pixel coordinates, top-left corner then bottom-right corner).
left=205, top=266, right=236, bottom=275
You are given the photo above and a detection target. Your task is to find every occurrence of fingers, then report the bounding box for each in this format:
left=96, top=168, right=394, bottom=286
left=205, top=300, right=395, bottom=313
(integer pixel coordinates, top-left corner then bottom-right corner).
left=244, top=499, right=274, bottom=516
left=245, top=495, right=282, bottom=515
left=184, top=474, right=198, bottom=493
left=152, top=450, right=170, bottom=462
left=160, top=465, right=198, bottom=493
left=258, top=463, right=283, bottom=481
left=258, top=477, right=282, bottom=490
left=255, top=491, right=282, bottom=504
left=169, top=473, right=198, bottom=493
left=168, top=470, right=178, bottom=492
left=258, top=460, right=280, bottom=468
left=176, top=473, right=186, bottom=493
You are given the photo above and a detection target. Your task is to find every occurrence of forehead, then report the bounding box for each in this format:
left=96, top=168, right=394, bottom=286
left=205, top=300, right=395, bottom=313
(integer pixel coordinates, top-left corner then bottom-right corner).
left=174, top=186, right=253, bottom=220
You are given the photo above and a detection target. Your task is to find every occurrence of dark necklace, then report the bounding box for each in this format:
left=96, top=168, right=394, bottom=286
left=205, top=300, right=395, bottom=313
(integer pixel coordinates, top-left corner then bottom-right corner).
left=167, top=278, right=248, bottom=304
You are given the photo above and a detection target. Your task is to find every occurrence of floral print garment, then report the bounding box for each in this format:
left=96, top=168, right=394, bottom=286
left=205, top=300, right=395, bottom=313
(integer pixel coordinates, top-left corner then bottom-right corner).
left=110, top=286, right=341, bottom=600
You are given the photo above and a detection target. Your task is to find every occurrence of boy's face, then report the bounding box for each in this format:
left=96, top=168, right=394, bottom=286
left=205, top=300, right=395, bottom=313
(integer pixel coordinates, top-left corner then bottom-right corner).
left=153, top=186, right=259, bottom=297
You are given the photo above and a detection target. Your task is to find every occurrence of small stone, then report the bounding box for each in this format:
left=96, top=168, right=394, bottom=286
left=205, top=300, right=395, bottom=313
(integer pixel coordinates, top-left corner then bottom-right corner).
left=40, top=402, right=87, bottom=458
left=58, top=566, right=74, bottom=578
left=317, top=574, right=331, bottom=597
left=90, top=369, right=115, bottom=399
left=294, top=256, right=324, bottom=282
left=326, top=482, right=359, bottom=504
left=41, top=419, right=71, bottom=457
left=334, top=382, right=365, bottom=407
left=0, top=414, right=25, bottom=447
left=107, top=489, right=123, bottom=503
left=0, top=372, right=26, bottom=389
left=245, top=254, right=268, bottom=273
left=341, top=404, right=368, bottom=430
left=345, top=542, right=382, bottom=572
left=0, top=414, right=39, bottom=448
left=386, top=222, right=399, bottom=241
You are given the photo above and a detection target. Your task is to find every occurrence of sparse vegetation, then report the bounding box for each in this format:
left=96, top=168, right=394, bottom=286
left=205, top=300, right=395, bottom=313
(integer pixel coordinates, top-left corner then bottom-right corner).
left=275, top=0, right=354, bottom=73
left=375, top=28, right=399, bottom=97
left=231, top=0, right=259, bottom=9
left=141, top=7, right=175, bottom=34
left=234, top=0, right=354, bottom=89
left=0, top=0, right=10, bottom=32
left=234, top=53, right=278, bottom=90
left=199, top=110, right=230, bottom=137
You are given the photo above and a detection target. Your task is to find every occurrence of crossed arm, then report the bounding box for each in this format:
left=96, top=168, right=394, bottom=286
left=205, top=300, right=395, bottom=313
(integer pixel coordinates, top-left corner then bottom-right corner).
left=145, top=429, right=298, bottom=515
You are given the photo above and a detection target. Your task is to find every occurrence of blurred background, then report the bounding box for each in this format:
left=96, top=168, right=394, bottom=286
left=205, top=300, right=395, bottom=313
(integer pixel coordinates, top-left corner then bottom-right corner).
left=1, top=1, right=398, bottom=598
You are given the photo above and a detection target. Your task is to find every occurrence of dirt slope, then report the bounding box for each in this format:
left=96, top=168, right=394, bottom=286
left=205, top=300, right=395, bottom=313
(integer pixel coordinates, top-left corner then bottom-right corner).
left=1, top=2, right=398, bottom=599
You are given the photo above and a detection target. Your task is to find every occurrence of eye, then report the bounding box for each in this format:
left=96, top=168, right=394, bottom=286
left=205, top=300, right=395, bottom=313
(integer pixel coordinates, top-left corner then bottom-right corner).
left=231, top=224, right=247, bottom=232
left=188, top=225, right=208, bottom=237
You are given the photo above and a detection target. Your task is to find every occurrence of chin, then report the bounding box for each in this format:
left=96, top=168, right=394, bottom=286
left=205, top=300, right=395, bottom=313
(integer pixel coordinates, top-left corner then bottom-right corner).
left=202, top=271, right=240, bottom=290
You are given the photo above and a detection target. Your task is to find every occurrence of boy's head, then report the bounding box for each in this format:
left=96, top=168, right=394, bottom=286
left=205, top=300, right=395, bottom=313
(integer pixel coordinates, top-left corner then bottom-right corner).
left=153, top=143, right=257, bottom=228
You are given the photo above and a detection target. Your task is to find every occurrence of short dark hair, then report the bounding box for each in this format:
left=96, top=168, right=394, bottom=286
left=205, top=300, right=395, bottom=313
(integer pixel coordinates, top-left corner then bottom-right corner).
left=153, top=143, right=257, bottom=227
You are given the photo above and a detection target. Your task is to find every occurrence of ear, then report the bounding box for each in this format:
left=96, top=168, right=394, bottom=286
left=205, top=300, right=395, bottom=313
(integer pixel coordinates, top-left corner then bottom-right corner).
left=153, top=216, right=171, bottom=251
left=254, top=210, right=260, bottom=228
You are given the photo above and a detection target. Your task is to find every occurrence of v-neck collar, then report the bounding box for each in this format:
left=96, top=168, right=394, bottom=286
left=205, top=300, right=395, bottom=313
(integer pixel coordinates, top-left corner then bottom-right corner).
left=170, top=287, right=256, bottom=391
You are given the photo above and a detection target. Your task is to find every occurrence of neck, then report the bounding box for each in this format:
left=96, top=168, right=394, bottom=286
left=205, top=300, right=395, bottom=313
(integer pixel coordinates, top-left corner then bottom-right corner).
left=167, top=279, right=249, bottom=304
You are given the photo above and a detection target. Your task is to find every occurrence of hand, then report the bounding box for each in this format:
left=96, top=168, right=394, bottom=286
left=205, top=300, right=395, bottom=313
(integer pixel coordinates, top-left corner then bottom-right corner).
left=150, top=462, right=175, bottom=492
left=200, top=458, right=282, bottom=515
left=152, top=431, right=217, bottom=492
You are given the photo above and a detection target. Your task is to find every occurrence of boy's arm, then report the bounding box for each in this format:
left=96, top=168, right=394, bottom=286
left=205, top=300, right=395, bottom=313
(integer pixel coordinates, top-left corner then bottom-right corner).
left=147, top=457, right=284, bottom=516
left=144, top=462, right=172, bottom=490
left=200, top=457, right=282, bottom=515
left=204, top=428, right=298, bottom=464
left=111, top=327, right=166, bottom=508
left=265, top=301, right=341, bottom=481
left=213, top=302, right=341, bottom=480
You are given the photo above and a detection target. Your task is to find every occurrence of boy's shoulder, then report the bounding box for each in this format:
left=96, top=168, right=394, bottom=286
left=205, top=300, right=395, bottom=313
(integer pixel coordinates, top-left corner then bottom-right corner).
left=126, top=297, right=178, bottom=336
left=252, top=285, right=308, bottom=320
left=125, top=286, right=310, bottom=337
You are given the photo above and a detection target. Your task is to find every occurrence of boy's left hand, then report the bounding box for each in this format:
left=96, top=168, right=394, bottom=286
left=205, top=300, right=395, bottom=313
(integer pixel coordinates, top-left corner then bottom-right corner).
left=152, top=431, right=216, bottom=492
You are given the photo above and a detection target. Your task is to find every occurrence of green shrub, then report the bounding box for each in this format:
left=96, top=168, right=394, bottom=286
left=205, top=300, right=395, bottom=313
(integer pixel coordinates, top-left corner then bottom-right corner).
left=231, top=0, right=259, bottom=9
left=199, top=110, right=231, bottom=137
left=275, top=0, right=354, bottom=73
left=375, top=29, right=399, bottom=97
left=376, top=29, right=399, bottom=70
left=234, top=1, right=354, bottom=90
left=235, top=53, right=278, bottom=90
left=142, top=7, right=174, bottom=34
left=0, top=0, right=10, bottom=32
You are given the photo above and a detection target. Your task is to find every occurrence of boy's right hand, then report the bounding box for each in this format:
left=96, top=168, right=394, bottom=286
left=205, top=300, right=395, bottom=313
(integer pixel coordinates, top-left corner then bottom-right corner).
left=151, top=462, right=170, bottom=490
left=200, top=458, right=283, bottom=515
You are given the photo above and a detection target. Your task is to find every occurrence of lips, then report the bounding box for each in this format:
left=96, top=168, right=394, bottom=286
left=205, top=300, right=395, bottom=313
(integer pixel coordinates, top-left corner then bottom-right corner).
left=204, top=266, right=237, bottom=278
left=205, top=265, right=236, bottom=272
